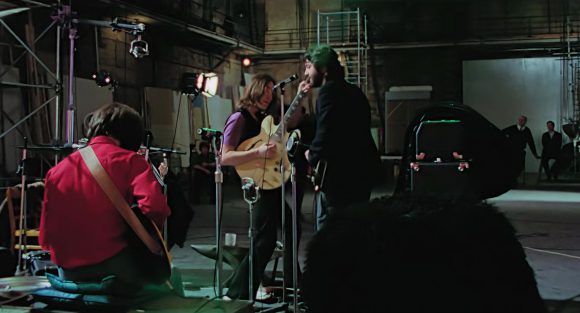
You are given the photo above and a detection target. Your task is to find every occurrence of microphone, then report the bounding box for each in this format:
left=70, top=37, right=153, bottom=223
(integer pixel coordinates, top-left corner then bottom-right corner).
left=286, top=131, right=308, bottom=158
left=241, top=177, right=255, bottom=191
left=273, top=74, right=298, bottom=90
left=197, top=128, right=223, bottom=138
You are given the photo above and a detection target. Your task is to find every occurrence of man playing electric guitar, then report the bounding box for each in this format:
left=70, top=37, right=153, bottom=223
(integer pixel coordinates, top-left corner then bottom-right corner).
left=221, top=73, right=304, bottom=300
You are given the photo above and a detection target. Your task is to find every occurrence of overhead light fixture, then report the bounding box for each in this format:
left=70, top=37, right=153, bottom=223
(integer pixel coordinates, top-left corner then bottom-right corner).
left=129, top=34, right=149, bottom=59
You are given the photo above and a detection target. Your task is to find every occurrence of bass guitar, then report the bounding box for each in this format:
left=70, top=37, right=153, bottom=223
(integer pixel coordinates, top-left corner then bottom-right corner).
left=311, top=159, right=328, bottom=192
left=235, top=91, right=305, bottom=190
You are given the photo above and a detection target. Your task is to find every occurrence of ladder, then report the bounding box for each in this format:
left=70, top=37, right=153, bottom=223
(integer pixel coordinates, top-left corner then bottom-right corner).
left=316, top=8, right=368, bottom=95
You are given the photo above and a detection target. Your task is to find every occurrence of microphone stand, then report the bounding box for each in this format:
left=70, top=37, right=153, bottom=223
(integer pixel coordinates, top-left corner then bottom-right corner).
left=162, top=152, right=169, bottom=242
left=287, top=132, right=301, bottom=313
left=210, top=134, right=225, bottom=297
left=278, top=83, right=287, bottom=302
left=144, top=133, right=168, bottom=243
left=15, top=137, right=28, bottom=276
left=241, top=178, right=260, bottom=303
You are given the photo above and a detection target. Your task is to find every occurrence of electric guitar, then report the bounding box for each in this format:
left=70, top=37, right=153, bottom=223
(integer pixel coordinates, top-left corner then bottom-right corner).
left=235, top=91, right=305, bottom=190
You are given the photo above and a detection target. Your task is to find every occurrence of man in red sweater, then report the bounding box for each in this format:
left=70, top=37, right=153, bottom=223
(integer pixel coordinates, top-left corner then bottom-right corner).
left=39, top=102, right=170, bottom=291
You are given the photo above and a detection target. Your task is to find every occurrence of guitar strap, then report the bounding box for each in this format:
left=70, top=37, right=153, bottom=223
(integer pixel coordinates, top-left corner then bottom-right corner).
left=79, top=146, right=164, bottom=256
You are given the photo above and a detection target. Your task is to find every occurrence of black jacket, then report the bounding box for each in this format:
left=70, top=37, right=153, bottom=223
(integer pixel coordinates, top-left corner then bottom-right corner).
left=541, top=131, right=562, bottom=159
left=502, top=125, right=538, bottom=156
left=307, top=79, right=381, bottom=198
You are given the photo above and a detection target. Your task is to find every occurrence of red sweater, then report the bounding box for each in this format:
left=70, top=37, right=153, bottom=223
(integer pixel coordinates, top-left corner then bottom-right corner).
left=39, top=136, right=171, bottom=269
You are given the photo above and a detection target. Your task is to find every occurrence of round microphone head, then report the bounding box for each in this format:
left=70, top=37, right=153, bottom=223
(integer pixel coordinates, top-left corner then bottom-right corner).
left=286, top=130, right=302, bottom=153
left=286, top=135, right=296, bottom=151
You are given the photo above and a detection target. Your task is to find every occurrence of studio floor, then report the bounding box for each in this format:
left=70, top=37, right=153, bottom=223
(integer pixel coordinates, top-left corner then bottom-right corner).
left=168, top=172, right=580, bottom=312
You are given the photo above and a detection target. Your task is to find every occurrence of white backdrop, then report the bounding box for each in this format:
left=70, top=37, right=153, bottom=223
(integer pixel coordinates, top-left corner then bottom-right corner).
left=463, top=57, right=564, bottom=173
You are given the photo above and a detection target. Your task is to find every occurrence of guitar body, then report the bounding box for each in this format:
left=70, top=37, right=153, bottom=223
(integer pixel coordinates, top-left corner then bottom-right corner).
left=236, top=115, right=300, bottom=190
left=129, top=205, right=172, bottom=285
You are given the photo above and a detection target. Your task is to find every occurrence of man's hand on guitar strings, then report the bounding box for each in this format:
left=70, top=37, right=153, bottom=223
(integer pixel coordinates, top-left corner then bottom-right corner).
left=256, top=142, right=277, bottom=159
left=254, top=159, right=268, bottom=169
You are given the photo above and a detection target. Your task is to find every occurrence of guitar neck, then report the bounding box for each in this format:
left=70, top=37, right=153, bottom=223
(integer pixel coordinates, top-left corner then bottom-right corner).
left=273, top=91, right=305, bottom=138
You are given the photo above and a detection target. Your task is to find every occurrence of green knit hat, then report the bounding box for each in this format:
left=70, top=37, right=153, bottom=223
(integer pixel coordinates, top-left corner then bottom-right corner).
left=304, top=44, right=340, bottom=69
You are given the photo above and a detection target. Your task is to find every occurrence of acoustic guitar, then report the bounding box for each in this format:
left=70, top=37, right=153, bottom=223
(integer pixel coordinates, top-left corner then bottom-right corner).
left=128, top=204, right=172, bottom=285
left=79, top=146, right=171, bottom=285
left=235, top=91, right=305, bottom=190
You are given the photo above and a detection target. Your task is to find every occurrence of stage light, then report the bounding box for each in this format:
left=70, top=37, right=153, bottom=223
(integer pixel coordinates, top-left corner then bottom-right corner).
left=196, top=72, right=219, bottom=97
left=242, top=57, right=252, bottom=67
left=180, top=72, right=219, bottom=96
left=91, top=70, right=114, bottom=87
left=129, top=34, right=149, bottom=59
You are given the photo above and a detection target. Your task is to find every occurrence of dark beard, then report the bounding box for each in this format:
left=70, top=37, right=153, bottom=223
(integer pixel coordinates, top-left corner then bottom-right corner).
left=310, top=73, right=324, bottom=88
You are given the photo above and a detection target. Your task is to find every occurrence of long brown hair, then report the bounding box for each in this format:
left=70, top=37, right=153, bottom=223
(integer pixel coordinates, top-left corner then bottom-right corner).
left=237, top=73, right=275, bottom=111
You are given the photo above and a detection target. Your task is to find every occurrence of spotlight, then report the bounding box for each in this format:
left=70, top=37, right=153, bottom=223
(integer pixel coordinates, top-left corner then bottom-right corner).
left=129, top=34, right=149, bottom=59
left=242, top=57, right=252, bottom=67
left=91, top=70, right=114, bottom=87
left=180, top=72, right=219, bottom=97
left=196, top=72, right=219, bottom=97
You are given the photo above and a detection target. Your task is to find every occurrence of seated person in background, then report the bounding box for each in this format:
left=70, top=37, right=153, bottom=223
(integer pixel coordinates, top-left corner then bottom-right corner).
left=541, top=120, right=563, bottom=180
left=301, top=196, right=546, bottom=313
left=190, top=141, right=216, bottom=204
left=551, top=123, right=578, bottom=177
left=39, top=102, right=171, bottom=293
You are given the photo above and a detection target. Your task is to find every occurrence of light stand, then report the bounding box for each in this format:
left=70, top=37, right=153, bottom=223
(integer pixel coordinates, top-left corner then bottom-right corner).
left=241, top=177, right=260, bottom=302
left=55, top=7, right=147, bottom=145
left=14, top=137, right=29, bottom=276
left=65, top=19, right=77, bottom=145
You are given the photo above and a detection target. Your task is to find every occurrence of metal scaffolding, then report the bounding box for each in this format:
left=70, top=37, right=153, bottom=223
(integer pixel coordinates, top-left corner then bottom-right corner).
left=316, top=8, right=368, bottom=95
left=0, top=3, right=64, bottom=175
